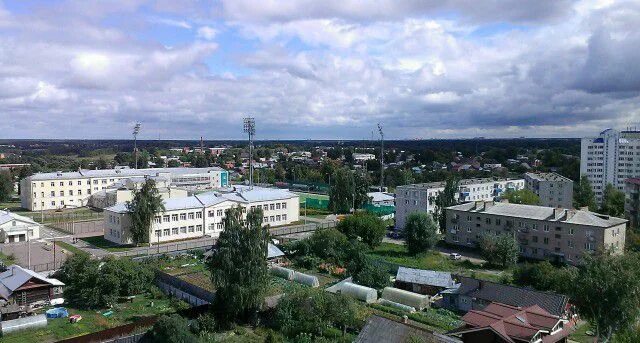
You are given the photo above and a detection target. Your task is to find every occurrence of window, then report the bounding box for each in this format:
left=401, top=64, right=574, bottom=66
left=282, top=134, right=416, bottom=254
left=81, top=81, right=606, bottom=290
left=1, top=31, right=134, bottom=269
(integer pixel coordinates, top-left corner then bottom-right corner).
left=217, top=209, right=223, bottom=216
left=544, top=224, right=550, bottom=232
left=51, top=201, right=55, bottom=206
left=208, top=210, right=215, bottom=217
left=172, top=214, right=179, bottom=221
left=51, top=182, right=54, bottom=186
left=154, top=216, right=161, bottom=224
left=60, top=191, right=64, bottom=196
left=188, top=212, right=195, bottom=220
left=196, top=212, right=202, bottom=219
left=163, top=229, right=170, bottom=236
left=276, top=203, right=281, bottom=210
left=87, top=189, right=91, bottom=194
left=180, top=227, right=187, bottom=233
left=78, top=190, right=82, bottom=195
left=264, top=216, right=268, bottom=222
left=155, top=230, right=161, bottom=237
left=163, top=215, right=170, bottom=223
left=172, top=227, right=178, bottom=235
left=68, top=181, right=72, bottom=186
left=59, top=182, right=64, bottom=186
left=543, top=237, right=549, bottom=245
left=180, top=213, right=186, bottom=220
left=282, top=214, right=287, bottom=221
left=276, top=215, right=281, bottom=221
left=496, top=219, right=501, bottom=225
left=282, top=202, right=287, bottom=209
left=196, top=225, right=203, bottom=231
left=69, top=190, right=73, bottom=196
left=568, top=240, right=574, bottom=248
left=77, top=181, right=82, bottom=185
left=270, top=216, right=275, bottom=222
left=257, top=205, right=262, bottom=210
left=485, top=218, right=491, bottom=224
left=50, top=191, right=55, bottom=196
left=270, top=204, right=275, bottom=211
left=569, top=227, right=574, bottom=235
left=188, top=226, right=195, bottom=233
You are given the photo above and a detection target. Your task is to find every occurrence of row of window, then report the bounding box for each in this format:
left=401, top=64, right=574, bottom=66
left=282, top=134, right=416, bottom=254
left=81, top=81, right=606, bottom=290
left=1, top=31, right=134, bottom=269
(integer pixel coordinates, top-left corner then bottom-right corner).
left=155, top=211, right=204, bottom=223
left=32, top=178, right=117, bottom=188
left=155, top=225, right=203, bottom=237
left=251, top=202, right=288, bottom=211
left=34, top=189, right=90, bottom=198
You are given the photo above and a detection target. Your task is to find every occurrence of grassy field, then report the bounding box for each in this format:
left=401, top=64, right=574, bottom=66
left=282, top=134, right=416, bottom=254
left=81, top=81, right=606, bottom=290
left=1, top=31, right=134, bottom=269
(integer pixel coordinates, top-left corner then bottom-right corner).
left=55, top=241, right=89, bottom=256
left=368, top=243, right=505, bottom=283
left=569, top=321, right=595, bottom=343
left=81, top=236, right=134, bottom=252
left=295, top=192, right=329, bottom=203
left=1, top=295, right=180, bottom=343
left=0, top=200, right=27, bottom=212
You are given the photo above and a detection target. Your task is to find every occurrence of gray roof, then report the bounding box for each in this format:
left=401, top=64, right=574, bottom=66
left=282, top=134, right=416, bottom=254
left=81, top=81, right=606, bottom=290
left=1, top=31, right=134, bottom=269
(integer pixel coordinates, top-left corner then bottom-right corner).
left=396, top=178, right=522, bottom=191
left=217, top=186, right=298, bottom=203
left=28, top=167, right=225, bottom=181
left=525, top=172, right=573, bottom=183
left=267, top=244, right=285, bottom=259
left=396, top=267, right=458, bottom=289
left=0, top=265, right=64, bottom=300
left=356, top=315, right=460, bottom=343
left=0, top=210, right=38, bottom=226
left=453, top=276, right=568, bottom=317
left=447, top=201, right=627, bottom=228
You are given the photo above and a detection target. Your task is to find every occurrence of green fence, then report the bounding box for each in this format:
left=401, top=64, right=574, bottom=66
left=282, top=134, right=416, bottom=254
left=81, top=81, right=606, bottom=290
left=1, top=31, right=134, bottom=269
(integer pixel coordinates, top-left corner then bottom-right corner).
left=302, top=197, right=330, bottom=210
left=363, top=204, right=395, bottom=216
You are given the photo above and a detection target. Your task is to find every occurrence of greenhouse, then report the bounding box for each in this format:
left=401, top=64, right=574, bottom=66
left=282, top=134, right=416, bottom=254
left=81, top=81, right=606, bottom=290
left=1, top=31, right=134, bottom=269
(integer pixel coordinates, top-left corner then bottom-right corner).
left=1, top=314, right=47, bottom=335
left=379, top=299, right=416, bottom=313
left=292, top=271, right=320, bottom=287
left=381, top=287, right=430, bottom=310
left=340, top=282, right=378, bottom=303
left=270, top=266, right=294, bottom=280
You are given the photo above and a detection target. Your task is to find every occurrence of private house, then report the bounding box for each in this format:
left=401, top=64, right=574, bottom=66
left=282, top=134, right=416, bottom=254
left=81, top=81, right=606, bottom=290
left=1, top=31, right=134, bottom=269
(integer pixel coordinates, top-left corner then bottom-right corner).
left=395, top=267, right=459, bottom=296
left=0, top=210, right=40, bottom=243
left=448, top=302, right=573, bottom=343
left=441, top=276, right=568, bottom=317
left=0, top=265, right=64, bottom=313
left=356, top=315, right=461, bottom=343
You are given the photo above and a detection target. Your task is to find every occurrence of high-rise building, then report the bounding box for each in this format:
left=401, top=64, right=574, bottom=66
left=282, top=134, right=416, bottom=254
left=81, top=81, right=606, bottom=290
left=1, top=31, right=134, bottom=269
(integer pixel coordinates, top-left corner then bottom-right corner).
left=581, top=128, right=640, bottom=204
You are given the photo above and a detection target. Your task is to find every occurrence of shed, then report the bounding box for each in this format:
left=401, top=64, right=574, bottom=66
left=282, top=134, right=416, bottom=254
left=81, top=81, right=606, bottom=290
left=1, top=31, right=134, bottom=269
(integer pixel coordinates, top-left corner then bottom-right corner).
left=395, top=267, right=458, bottom=295
left=381, top=287, right=429, bottom=310
left=340, top=282, right=377, bottom=303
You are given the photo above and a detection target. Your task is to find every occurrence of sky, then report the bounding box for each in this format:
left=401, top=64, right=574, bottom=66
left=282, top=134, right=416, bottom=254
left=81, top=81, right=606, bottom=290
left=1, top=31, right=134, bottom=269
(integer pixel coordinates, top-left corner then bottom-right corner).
left=0, top=0, right=639, bottom=140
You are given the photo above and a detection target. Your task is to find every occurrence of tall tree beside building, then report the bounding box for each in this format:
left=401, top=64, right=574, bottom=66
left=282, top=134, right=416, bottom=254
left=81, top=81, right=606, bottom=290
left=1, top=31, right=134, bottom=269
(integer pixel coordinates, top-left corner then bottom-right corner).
left=0, top=171, right=13, bottom=202
left=478, top=234, right=519, bottom=269
left=574, top=176, right=597, bottom=210
left=502, top=189, right=540, bottom=205
left=208, top=206, right=269, bottom=323
left=336, top=212, right=386, bottom=248
left=432, top=177, right=459, bottom=232
left=328, top=168, right=369, bottom=214
left=571, top=252, right=640, bottom=342
left=404, top=212, right=439, bottom=255
left=600, top=183, right=625, bottom=217
left=126, top=179, right=165, bottom=245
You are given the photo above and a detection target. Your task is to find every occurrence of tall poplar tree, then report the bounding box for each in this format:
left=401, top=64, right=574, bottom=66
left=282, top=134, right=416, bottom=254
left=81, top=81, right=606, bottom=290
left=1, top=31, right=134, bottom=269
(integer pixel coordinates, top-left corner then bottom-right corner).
left=126, top=179, right=165, bottom=245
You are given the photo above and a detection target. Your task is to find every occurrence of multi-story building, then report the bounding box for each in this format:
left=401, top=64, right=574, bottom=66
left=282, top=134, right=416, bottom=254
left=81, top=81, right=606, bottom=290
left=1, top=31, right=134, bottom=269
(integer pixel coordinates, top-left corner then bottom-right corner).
left=20, top=167, right=229, bottom=211
left=524, top=172, right=573, bottom=208
left=104, top=186, right=299, bottom=245
left=624, top=178, right=640, bottom=228
left=394, top=178, right=525, bottom=230
left=581, top=128, right=640, bottom=204
left=445, top=201, right=626, bottom=265
left=353, top=153, right=376, bottom=162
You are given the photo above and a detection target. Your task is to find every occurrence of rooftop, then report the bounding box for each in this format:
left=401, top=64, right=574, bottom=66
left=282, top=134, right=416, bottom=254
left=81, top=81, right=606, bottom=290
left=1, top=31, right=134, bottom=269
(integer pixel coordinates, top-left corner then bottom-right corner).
left=525, top=172, right=573, bottom=183
left=356, top=315, right=460, bottom=343
left=447, top=201, right=626, bottom=228
left=27, top=167, right=225, bottom=181
left=0, top=210, right=38, bottom=227
left=396, top=267, right=458, bottom=289
left=0, top=265, right=64, bottom=301
left=396, top=178, right=521, bottom=190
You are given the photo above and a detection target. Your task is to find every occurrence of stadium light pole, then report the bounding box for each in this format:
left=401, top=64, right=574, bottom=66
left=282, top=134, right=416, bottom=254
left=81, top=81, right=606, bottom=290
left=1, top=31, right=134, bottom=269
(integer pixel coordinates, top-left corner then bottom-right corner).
left=133, top=123, right=141, bottom=169
left=378, top=123, right=384, bottom=192
left=243, top=117, right=256, bottom=189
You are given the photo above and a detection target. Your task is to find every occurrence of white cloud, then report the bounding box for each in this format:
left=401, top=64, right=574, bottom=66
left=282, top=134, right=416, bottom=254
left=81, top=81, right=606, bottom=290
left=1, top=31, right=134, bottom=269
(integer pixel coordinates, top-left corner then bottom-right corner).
left=197, top=26, right=218, bottom=40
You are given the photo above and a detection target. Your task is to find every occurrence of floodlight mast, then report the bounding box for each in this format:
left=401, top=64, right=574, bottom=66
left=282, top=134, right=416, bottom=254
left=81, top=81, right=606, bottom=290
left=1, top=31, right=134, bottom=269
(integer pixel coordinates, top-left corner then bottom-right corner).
left=133, top=123, right=141, bottom=169
left=243, top=117, right=256, bottom=189
left=378, top=123, right=384, bottom=192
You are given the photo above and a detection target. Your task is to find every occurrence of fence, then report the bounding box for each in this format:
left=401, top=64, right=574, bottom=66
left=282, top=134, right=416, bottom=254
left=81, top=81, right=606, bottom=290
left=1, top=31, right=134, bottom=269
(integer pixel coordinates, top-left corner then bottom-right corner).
left=363, top=204, right=395, bottom=216
left=303, top=197, right=330, bottom=210
left=116, top=238, right=217, bottom=258
left=56, top=315, right=158, bottom=343
left=269, top=220, right=336, bottom=237
left=30, top=261, right=65, bottom=273
left=49, top=219, right=104, bottom=235
left=27, top=210, right=104, bottom=224
left=155, top=270, right=216, bottom=305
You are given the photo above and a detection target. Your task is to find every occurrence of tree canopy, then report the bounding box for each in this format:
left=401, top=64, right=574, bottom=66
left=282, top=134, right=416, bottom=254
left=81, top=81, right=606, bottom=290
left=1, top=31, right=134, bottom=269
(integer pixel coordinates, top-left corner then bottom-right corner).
left=432, top=177, right=459, bottom=232
left=146, top=314, right=197, bottom=343
left=0, top=171, right=13, bottom=202
left=336, top=212, right=386, bottom=248
left=501, top=189, right=540, bottom=205
left=574, top=176, right=597, bottom=211
left=404, top=212, right=439, bottom=255
left=126, top=179, right=165, bottom=245
left=600, top=183, right=625, bottom=217
left=328, top=168, right=369, bottom=214
left=478, top=233, right=519, bottom=269
left=208, top=206, right=270, bottom=322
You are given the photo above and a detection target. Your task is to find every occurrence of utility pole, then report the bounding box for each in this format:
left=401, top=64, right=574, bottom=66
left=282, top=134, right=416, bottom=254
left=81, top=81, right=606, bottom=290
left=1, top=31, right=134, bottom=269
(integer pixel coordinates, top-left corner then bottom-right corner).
left=133, top=123, right=141, bottom=169
left=378, top=123, right=384, bottom=192
left=243, top=117, right=256, bottom=189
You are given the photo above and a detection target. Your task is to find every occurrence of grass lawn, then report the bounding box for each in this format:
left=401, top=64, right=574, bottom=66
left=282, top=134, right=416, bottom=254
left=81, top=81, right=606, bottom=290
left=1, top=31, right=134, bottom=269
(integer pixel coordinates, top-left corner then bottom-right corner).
left=369, top=243, right=506, bottom=283
left=55, top=241, right=89, bottom=256
left=295, top=192, right=329, bottom=203
left=81, top=236, right=134, bottom=252
left=1, top=294, right=179, bottom=343
left=0, top=200, right=27, bottom=212
left=569, top=321, right=595, bottom=343
left=0, top=251, right=16, bottom=265
left=157, top=254, right=208, bottom=276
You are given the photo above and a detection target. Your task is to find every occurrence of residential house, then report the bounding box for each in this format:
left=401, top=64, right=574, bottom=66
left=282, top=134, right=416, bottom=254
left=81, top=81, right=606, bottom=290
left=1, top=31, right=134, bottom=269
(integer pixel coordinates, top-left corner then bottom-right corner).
left=0, top=210, right=40, bottom=243
left=356, top=315, right=461, bottom=343
left=394, top=267, right=459, bottom=296
left=0, top=265, right=64, bottom=314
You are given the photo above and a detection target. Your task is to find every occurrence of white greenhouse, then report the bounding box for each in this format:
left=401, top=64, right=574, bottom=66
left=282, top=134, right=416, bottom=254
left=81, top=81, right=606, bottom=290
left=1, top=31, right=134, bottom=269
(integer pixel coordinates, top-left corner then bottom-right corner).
left=292, top=272, right=320, bottom=287
left=340, top=282, right=378, bottom=303
left=379, top=299, right=416, bottom=313
left=381, top=287, right=430, bottom=310
left=270, top=266, right=295, bottom=280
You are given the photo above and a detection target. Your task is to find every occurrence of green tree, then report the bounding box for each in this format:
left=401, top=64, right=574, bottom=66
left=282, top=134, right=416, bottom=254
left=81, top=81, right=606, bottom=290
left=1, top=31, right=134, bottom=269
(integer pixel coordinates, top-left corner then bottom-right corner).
left=0, top=171, right=13, bottom=202
left=600, top=183, right=625, bottom=217
left=208, top=206, right=269, bottom=322
left=571, top=252, right=640, bottom=342
left=147, top=314, right=197, bottom=343
left=328, top=168, right=368, bottom=214
left=512, top=261, right=577, bottom=295
left=574, top=176, right=597, bottom=210
left=349, top=256, right=390, bottom=289
left=404, top=212, right=439, bottom=255
left=126, top=179, right=165, bottom=245
left=432, top=177, right=459, bottom=232
left=307, top=228, right=349, bottom=264
left=502, top=189, right=540, bottom=205
left=478, top=234, right=518, bottom=269
left=336, top=212, right=386, bottom=248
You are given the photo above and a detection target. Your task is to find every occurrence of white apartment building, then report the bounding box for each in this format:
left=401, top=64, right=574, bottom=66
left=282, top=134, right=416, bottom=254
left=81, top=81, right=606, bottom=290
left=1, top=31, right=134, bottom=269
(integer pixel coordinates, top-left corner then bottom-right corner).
left=581, top=128, right=640, bottom=203
left=104, top=186, right=299, bottom=245
left=353, top=153, right=376, bottom=162
left=524, top=172, right=574, bottom=209
left=394, top=178, right=525, bottom=229
left=20, top=167, right=229, bottom=211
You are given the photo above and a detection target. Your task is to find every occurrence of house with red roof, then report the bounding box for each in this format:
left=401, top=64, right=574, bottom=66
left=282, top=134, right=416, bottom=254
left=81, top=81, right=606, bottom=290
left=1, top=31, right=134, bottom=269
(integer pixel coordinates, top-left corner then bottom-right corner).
left=447, top=302, right=574, bottom=343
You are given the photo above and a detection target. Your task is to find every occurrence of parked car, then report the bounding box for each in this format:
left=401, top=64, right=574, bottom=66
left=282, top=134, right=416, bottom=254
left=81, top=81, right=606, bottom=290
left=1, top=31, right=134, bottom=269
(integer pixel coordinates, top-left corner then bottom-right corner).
left=449, top=253, right=462, bottom=260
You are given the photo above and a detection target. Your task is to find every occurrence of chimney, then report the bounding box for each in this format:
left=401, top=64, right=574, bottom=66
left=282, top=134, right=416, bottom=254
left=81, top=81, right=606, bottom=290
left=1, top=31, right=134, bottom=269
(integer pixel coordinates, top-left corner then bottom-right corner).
left=474, top=201, right=484, bottom=210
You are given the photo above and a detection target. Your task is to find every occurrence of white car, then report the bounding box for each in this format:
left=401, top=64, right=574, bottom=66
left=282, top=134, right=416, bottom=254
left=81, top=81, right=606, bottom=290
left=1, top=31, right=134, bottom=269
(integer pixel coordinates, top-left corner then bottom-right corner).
left=449, top=253, right=462, bottom=260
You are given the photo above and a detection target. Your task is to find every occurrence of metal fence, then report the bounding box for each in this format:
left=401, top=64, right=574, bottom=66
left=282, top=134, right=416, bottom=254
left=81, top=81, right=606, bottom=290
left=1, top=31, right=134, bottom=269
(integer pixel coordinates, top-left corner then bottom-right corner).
left=56, top=316, right=158, bottom=343
left=30, top=261, right=65, bottom=273
left=49, top=219, right=104, bottom=235
left=156, top=271, right=216, bottom=305
left=270, top=220, right=336, bottom=237
left=26, top=210, right=104, bottom=224
left=115, top=238, right=217, bottom=258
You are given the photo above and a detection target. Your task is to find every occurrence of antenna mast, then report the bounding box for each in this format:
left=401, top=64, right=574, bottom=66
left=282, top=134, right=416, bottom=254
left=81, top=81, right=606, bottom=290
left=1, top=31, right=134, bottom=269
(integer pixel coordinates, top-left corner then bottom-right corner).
left=378, top=123, right=384, bottom=192
left=133, top=123, right=141, bottom=169
left=243, top=117, right=256, bottom=189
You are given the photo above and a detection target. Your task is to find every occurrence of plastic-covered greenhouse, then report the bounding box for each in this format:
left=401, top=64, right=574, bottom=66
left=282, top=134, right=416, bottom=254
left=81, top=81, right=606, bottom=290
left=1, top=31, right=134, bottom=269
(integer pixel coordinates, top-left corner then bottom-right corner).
left=1, top=314, right=47, bottom=335
left=381, top=287, right=429, bottom=310
left=340, top=282, right=378, bottom=303
left=379, top=299, right=416, bottom=313
left=292, top=272, right=320, bottom=287
left=270, top=266, right=295, bottom=280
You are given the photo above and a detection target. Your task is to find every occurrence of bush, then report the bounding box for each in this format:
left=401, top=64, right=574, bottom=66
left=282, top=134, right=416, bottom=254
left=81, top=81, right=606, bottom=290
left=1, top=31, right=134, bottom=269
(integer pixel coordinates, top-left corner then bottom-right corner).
left=404, top=212, right=439, bottom=255
left=192, top=313, right=217, bottom=334
left=336, top=212, right=386, bottom=248
left=351, top=258, right=391, bottom=290
left=512, top=261, right=576, bottom=294
left=146, top=314, right=197, bottom=343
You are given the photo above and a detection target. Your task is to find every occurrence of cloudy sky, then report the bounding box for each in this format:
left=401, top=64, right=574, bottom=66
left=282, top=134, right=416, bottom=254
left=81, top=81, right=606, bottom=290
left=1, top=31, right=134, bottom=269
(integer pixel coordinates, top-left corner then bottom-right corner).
left=0, top=0, right=639, bottom=140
